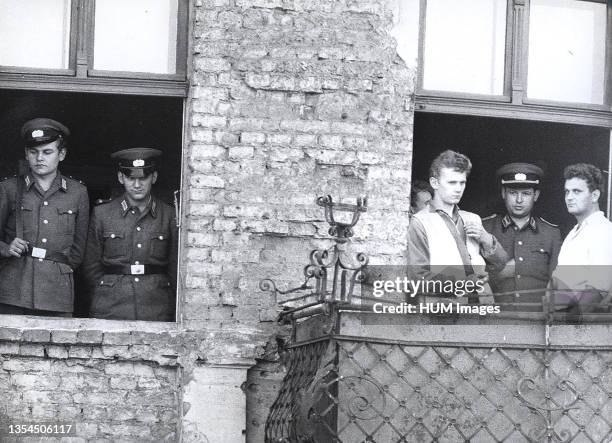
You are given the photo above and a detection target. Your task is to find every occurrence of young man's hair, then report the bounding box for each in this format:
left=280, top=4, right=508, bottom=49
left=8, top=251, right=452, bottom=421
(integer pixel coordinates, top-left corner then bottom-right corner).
left=429, top=150, right=472, bottom=179
left=563, top=163, right=603, bottom=193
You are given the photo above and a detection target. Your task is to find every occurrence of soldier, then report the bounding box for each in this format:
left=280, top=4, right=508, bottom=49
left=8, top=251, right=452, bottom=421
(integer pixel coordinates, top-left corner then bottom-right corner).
left=82, top=148, right=177, bottom=321
left=482, top=163, right=561, bottom=310
left=0, top=118, right=89, bottom=316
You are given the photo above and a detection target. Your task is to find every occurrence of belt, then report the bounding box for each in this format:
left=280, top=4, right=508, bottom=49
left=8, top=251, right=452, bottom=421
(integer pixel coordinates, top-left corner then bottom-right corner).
left=104, top=264, right=167, bottom=275
left=27, top=247, right=71, bottom=266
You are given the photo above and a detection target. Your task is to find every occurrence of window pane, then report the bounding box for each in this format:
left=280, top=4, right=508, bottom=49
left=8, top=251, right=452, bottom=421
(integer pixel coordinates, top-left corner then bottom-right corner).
left=527, top=0, right=606, bottom=105
left=423, top=0, right=507, bottom=95
left=0, top=0, right=71, bottom=69
left=93, top=0, right=178, bottom=75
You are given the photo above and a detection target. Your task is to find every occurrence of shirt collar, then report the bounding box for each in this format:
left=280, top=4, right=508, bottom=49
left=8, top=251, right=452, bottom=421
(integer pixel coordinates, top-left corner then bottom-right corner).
left=502, top=214, right=538, bottom=232
left=121, top=195, right=157, bottom=218
left=581, top=210, right=605, bottom=227
left=429, top=200, right=459, bottom=218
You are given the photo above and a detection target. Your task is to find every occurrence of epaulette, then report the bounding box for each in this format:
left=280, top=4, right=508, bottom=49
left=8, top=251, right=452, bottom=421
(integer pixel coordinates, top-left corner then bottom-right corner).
left=539, top=217, right=559, bottom=228
left=95, top=198, right=113, bottom=206
left=1, top=175, right=16, bottom=182
left=482, top=214, right=498, bottom=221
left=68, top=175, right=85, bottom=185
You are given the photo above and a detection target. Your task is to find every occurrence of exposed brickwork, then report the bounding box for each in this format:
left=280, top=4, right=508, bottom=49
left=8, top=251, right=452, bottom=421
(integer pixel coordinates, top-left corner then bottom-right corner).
left=184, top=0, right=414, bottom=333
left=0, top=355, right=178, bottom=441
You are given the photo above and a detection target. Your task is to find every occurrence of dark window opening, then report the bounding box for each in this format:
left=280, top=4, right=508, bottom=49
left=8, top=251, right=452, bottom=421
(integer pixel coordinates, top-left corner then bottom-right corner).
left=412, top=112, right=611, bottom=237
left=0, top=89, right=183, bottom=318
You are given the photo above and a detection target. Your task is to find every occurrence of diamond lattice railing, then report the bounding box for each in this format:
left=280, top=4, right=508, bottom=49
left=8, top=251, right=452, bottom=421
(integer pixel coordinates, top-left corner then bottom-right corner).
left=266, top=340, right=612, bottom=442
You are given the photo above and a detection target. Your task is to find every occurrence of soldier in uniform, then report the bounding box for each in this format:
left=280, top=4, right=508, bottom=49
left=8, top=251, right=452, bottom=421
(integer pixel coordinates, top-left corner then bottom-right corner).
left=0, top=118, right=89, bottom=316
left=82, top=148, right=177, bottom=321
left=482, top=163, right=562, bottom=310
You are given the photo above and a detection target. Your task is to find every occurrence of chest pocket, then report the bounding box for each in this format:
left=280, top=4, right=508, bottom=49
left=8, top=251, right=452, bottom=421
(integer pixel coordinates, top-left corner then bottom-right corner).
left=103, top=231, right=126, bottom=259
left=150, top=232, right=169, bottom=259
left=57, top=208, right=78, bottom=234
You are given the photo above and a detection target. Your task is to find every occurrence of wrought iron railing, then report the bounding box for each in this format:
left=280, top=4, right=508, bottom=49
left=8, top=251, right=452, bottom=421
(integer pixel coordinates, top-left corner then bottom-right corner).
left=261, top=196, right=612, bottom=442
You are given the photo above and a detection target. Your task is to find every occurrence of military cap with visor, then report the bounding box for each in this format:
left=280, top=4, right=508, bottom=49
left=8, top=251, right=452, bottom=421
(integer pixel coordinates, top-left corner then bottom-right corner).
left=112, top=148, right=162, bottom=178
left=496, top=162, right=543, bottom=188
left=21, top=118, right=70, bottom=148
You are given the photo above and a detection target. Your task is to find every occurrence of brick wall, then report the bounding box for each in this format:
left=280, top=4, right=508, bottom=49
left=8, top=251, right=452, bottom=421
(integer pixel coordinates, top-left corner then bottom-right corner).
left=183, top=0, right=414, bottom=332
left=0, top=0, right=415, bottom=440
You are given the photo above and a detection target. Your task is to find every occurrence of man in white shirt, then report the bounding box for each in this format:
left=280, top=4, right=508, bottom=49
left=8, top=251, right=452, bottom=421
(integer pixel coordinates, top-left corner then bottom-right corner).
left=551, top=163, right=612, bottom=311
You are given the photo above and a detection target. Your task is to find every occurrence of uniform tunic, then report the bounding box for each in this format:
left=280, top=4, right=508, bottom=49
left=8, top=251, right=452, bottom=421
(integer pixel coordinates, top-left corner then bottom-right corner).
left=482, top=214, right=561, bottom=306
left=0, top=173, right=89, bottom=312
left=82, top=195, right=177, bottom=321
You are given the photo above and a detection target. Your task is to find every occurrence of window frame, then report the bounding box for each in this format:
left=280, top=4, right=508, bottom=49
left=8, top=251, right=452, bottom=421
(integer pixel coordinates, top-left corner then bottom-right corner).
left=0, top=0, right=189, bottom=97
left=415, top=0, right=612, bottom=128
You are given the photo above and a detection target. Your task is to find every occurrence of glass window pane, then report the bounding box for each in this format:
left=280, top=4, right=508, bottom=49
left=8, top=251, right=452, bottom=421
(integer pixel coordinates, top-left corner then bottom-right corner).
left=423, top=0, right=507, bottom=95
left=527, top=0, right=606, bottom=105
left=0, top=0, right=71, bottom=69
left=93, top=0, right=178, bottom=75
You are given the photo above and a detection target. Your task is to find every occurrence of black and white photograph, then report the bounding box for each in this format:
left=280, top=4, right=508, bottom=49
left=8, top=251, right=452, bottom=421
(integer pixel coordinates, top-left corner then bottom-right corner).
left=0, top=0, right=611, bottom=441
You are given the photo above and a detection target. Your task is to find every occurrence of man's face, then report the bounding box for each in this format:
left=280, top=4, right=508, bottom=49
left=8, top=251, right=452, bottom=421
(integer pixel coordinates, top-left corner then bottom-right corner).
left=412, top=190, right=432, bottom=212
left=501, top=186, right=539, bottom=218
left=430, top=168, right=467, bottom=206
left=564, top=177, right=598, bottom=217
left=25, top=140, right=65, bottom=178
left=118, top=171, right=157, bottom=202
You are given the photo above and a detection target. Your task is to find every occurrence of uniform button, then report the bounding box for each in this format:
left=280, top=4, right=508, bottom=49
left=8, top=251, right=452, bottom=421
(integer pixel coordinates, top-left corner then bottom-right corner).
left=136, top=227, right=142, bottom=231
left=131, top=210, right=135, bottom=214
left=134, top=277, right=139, bottom=282
left=158, top=236, right=164, bottom=240
left=43, top=201, right=48, bottom=206
left=110, top=234, right=116, bottom=239
left=135, top=261, right=140, bottom=265
left=517, top=274, right=521, bottom=279
left=38, top=258, right=43, bottom=262
left=518, top=257, right=523, bottom=262
left=137, top=243, right=142, bottom=248
left=41, top=238, right=47, bottom=243
left=515, top=293, right=520, bottom=298
left=100, top=280, right=104, bottom=284
left=513, top=226, right=518, bottom=231
left=43, top=219, right=48, bottom=224
left=68, top=210, right=73, bottom=214
left=517, top=241, right=523, bottom=246
left=540, top=248, right=545, bottom=253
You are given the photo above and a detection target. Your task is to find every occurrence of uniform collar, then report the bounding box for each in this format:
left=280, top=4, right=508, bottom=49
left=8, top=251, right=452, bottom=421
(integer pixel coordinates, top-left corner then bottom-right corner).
left=24, top=172, right=67, bottom=192
left=502, top=214, right=537, bottom=232
left=121, top=195, right=157, bottom=218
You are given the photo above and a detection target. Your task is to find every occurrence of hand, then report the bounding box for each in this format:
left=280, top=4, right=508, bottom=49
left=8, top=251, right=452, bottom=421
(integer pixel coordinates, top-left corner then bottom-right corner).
left=4, top=238, right=28, bottom=258
left=465, top=222, right=493, bottom=249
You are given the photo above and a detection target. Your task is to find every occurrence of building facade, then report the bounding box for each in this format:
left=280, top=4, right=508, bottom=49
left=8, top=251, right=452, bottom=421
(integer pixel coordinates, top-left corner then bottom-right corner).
left=0, top=0, right=611, bottom=441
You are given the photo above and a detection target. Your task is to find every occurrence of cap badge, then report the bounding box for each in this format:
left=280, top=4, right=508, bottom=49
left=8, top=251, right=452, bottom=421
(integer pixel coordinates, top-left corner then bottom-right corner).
left=32, top=130, right=44, bottom=138
left=133, top=159, right=145, bottom=167
left=514, top=173, right=527, bottom=181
